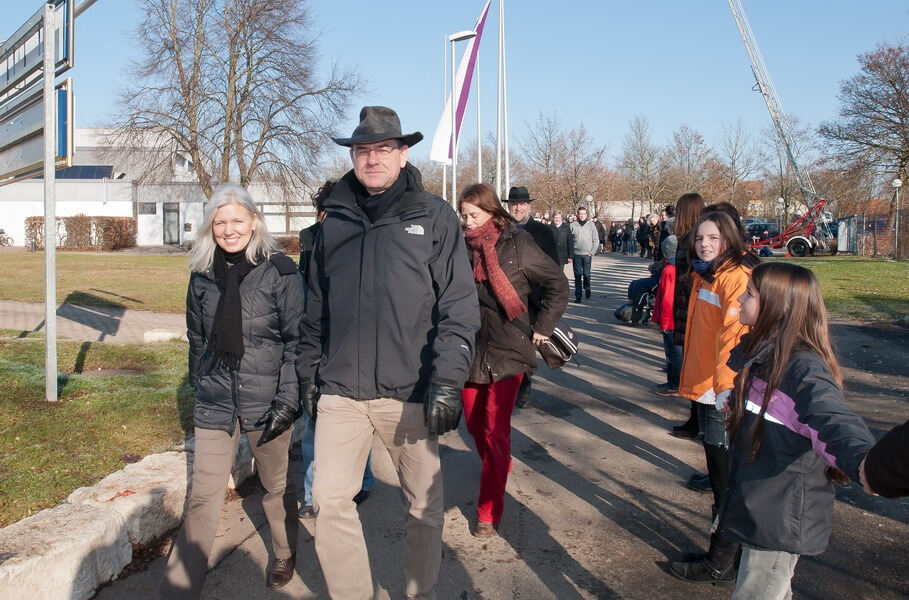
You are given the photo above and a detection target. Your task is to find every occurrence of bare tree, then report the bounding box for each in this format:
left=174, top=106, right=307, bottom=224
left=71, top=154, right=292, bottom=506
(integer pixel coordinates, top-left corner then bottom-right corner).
left=819, top=44, right=909, bottom=178
left=561, top=124, right=607, bottom=213
left=620, top=115, right=669, bottom=218
left=761, top=117, right=819, bottom=222
left=106, top=0, right=358, bottom=198
left=718, top=119, right=764, bottom=212
left=520, top=112, right=566, bottom=216
left=667, top=125, right=713, bottom=194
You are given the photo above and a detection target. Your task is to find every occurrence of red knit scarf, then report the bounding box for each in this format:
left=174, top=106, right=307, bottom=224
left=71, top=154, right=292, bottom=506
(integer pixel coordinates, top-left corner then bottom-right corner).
left=463, top=220, right=527, bottom=320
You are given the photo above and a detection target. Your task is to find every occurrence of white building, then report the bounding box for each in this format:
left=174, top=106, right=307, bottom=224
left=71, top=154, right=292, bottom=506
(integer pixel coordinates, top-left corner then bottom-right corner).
left=0, top=129, right=314, bottom=247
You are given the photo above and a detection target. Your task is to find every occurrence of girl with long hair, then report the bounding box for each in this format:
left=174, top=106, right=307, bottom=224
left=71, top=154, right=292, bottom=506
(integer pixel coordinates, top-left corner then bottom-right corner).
left=663, top=193, right=706, bottom=413
left=717, top=263, right=874, bottom=598
left=458, top=183, right=568, bottom=537
left=669, top=211, right=760, bottom=586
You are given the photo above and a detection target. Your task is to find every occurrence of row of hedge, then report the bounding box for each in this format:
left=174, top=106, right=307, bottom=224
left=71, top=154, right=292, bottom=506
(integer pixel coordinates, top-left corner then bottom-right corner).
left=24, top=215, right=137, bottom=251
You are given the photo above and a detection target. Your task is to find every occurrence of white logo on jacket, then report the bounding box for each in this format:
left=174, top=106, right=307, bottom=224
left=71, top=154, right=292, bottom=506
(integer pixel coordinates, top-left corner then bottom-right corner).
left=405, top=224, right=425, bottom=236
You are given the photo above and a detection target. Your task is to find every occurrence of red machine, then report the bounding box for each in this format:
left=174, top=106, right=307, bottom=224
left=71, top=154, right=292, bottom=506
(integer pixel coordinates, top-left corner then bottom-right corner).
left=748, top=198, right=836, bottom=256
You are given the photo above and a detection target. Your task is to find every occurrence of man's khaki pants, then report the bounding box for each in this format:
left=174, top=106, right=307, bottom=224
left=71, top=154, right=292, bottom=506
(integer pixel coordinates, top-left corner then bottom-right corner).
left=313, top=395, right=443, bottom=600
left=159, top=425, right=297, bottom=599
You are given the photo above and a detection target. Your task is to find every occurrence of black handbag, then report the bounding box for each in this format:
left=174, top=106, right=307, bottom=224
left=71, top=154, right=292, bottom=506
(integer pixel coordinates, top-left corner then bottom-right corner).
left=476, top=287, right=579, bottom=369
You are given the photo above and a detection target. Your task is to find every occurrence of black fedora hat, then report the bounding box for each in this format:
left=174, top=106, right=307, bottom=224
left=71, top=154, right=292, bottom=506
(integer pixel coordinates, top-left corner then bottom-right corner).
left=505, top=186, right=533, bottom=203
left=332, top=106, right=423, bottom=147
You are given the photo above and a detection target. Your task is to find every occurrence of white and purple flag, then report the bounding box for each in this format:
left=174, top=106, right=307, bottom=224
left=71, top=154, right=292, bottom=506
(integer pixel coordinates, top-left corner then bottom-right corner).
left=429, top=0, right=492, bottom=164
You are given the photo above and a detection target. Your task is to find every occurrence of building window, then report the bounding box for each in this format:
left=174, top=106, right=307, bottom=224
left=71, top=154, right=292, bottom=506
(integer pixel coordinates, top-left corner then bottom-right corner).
left=138, top=202, right=157, bottom=215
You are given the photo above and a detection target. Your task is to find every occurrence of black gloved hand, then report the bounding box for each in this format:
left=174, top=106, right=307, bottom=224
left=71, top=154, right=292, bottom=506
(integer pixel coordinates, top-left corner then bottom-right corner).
left=300, top=379, right=320, bottom=421
left=424, top=381, right=462, bottom=436
left=255, top=402, right=297, bottom=446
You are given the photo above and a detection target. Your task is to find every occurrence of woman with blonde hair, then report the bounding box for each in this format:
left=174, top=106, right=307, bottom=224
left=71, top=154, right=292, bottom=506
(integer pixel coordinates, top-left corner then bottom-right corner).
left=161, top=183, right=304, bottom=598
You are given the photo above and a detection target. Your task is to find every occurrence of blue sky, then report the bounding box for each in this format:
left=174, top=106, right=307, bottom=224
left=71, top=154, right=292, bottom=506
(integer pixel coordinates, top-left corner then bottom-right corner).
left=4, top=1, right=908, bottom=165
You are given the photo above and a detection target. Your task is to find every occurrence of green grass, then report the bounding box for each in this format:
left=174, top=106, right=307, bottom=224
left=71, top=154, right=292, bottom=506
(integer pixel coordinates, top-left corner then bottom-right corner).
left=0, top=253, right=190, bottom=313
left=772, top=256, right=909, bottom=322
left=0, top=339, right=192, bottom=526
left=0, top=329, right=44, bottom=339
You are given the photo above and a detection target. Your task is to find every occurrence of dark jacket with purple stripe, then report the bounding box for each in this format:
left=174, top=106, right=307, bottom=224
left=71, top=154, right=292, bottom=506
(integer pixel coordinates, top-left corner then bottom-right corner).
left=718, top=340, right=875, bottom=555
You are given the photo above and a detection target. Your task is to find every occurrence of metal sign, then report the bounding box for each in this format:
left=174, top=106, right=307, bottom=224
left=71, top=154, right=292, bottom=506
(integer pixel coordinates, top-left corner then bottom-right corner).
left=0, top=77, right=72, bottom=185
left=0, top=0, right=73, bottom=105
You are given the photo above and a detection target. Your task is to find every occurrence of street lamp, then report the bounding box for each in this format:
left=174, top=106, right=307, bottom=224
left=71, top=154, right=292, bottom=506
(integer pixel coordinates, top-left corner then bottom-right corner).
left=449, top=30, right=476, bottom=208
left=893, top=178, right=902, bottom=259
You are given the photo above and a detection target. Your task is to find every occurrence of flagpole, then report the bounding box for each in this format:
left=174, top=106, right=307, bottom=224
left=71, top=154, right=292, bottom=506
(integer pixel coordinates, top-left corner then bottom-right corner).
left=451, top=35, right=457, bottom=207
left=476, top=54, right=482, bottom=183
left=441, top=34, right=448, bottom=201
left=496, top=0, right=503, bottom=199
left=502, top=0, right=510, bottom=192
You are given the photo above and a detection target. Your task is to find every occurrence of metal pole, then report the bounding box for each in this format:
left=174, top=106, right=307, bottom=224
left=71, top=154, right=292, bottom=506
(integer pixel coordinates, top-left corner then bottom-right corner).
left=450, top=38, right=457, bottom=207
left=441, top=34, right=447, bottom=201
left=896, top=186, right=901, bottom=259
left=43, top=3, right=57, bottom=402
left=495, top=0, right=503, bottom=198
left=501, top=0, right=510, bottom=192
left=476, top=53, right=482, bottom=183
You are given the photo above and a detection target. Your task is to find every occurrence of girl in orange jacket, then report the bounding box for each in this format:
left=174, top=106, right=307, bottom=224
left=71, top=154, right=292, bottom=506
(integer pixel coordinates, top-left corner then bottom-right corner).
left=678, top=212, right=760, bottom=513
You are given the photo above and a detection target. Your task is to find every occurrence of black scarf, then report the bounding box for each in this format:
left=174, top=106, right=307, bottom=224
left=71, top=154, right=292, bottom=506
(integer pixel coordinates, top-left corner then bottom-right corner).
left=209, top=246, right=253, bottom=370
left=352, top=166, right=409, bottom=223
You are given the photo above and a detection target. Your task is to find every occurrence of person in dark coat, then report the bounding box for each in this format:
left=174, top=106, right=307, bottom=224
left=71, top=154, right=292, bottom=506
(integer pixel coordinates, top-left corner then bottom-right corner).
left=504, top=185, right=558, bottom=263
left=296, top=181, right=374, bottom=520
left=861, top=419, right=909, bottom=498
left=459, top=183, right=568, bottom=536
left=161, top=184, right=303, bottom=598
left=295, top=106, right=480, bottom=599
left=549, top=211, right=574, bottom=267
left=622, top=220, right=633, bottom=254
left=593, top=217, right=607, bottom=254
left=505, top=185, right=561, bottom=408
left=637, top=216, right=651, bottom=258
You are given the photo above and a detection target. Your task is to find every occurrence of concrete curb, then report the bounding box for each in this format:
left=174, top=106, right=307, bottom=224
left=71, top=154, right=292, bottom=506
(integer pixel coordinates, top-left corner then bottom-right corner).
left=0, top=436, right=255, bottom=600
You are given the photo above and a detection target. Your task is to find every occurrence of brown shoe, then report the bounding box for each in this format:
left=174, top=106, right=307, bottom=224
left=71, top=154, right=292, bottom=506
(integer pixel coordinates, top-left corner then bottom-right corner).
left=474, top=521, right=497, bottom=537
left=266, top=555, right=295, bottom=588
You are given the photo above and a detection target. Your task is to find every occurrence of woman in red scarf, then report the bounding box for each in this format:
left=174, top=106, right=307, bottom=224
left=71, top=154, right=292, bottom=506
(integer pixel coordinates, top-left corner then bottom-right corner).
left=458, top=183, right=569, bottom=537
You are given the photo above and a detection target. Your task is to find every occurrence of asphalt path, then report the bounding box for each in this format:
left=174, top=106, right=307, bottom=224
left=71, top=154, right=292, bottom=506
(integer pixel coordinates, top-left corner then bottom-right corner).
left=94, top=252, right=908, bottom=600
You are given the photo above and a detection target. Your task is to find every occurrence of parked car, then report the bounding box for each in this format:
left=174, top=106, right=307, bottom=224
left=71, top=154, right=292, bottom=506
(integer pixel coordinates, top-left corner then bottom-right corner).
left=746, top=222, right=781, bottom=242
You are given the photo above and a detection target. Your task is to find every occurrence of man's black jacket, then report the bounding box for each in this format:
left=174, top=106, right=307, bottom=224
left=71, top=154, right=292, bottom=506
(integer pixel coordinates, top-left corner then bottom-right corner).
left=296, top=164, right=480, bottom=402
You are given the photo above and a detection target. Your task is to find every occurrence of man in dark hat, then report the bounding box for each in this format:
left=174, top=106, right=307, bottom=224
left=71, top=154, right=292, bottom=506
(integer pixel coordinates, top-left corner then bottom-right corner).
left=296, top=106, right=480, bottom=600
left=505, top=185, right=563, bottom=408
left=505, top=186, right=558, bottom=264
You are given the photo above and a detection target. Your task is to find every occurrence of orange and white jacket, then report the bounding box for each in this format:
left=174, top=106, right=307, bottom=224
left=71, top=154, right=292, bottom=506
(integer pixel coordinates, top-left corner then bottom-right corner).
left=678, top=256, right=758, bottom=407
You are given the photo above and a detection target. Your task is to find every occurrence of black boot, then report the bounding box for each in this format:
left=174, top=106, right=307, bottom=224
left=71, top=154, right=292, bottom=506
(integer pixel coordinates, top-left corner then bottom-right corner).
left=668, top=556, right=735, bottom=587
left=704, top=442, right=731, bottom=512
left=671, top=403, right=699, bottom=438
left=516, top=375, right=531, bottom=408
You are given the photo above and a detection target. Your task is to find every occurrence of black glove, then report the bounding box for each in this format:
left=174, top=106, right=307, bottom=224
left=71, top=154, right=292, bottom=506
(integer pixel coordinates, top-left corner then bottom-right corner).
left=300, top=379, right=320, bottom=421
left=424, top=381, right=462, bottom=436
left=255, top=402, right=297, bottom=446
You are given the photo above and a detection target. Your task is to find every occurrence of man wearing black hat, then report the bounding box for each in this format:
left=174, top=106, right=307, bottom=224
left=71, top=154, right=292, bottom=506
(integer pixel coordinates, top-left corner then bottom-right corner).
left=296, top=106, right=480, bottom=600
left=504, top=186, right=558, bottom=265
left=505, top=186, right=563, bottom=408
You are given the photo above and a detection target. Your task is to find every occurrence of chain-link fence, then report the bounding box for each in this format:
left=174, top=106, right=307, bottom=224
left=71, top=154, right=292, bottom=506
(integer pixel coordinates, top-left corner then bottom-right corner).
left=841, top=208, right=909, bottom=259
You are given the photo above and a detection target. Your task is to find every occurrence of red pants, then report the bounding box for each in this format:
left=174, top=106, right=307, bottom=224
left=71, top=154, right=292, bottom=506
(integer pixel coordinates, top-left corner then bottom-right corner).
left=461, top=374, right=523, bottom=525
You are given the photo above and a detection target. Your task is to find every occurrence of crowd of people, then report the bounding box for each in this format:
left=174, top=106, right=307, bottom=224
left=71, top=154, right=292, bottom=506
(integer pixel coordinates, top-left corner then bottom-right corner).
left=162, top=105, right=907, bottom=600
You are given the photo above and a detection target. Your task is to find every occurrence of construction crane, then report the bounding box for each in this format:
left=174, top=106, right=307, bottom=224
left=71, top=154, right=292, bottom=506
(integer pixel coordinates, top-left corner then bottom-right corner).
left=727, top=0, right=836, bottom=256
